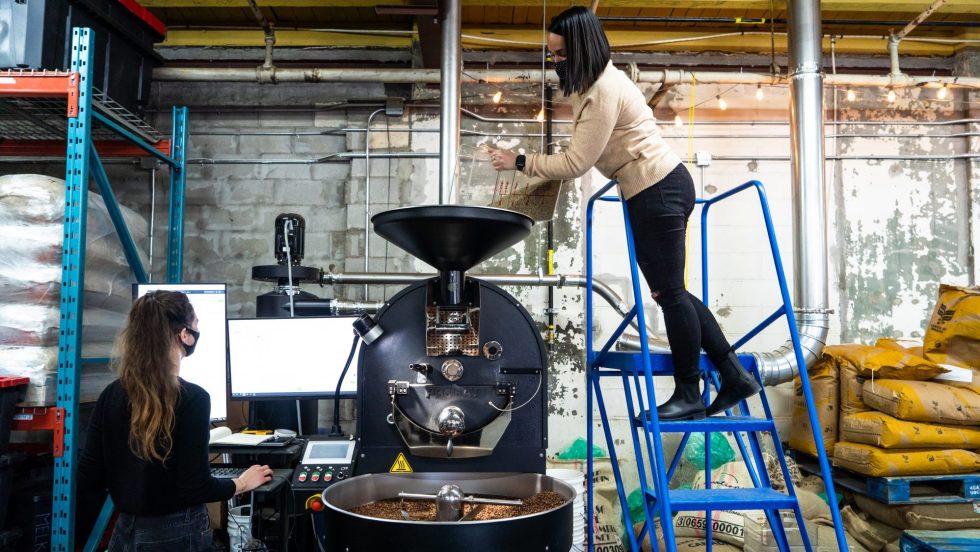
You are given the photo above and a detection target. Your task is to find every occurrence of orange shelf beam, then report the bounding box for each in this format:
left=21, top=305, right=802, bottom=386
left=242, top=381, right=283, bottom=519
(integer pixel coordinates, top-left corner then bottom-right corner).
left=0, top=71, right=80, bottom=117
left=0, top=138, right=172, bottom=158
left=13, top=407, right=66, bottom=457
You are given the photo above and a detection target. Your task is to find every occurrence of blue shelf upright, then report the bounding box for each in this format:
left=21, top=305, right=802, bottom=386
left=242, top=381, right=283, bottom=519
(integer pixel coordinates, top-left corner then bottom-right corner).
left=51, top=27, right=95, bottom=551
left=0, top=27, right=191, bottom=551
left=584, top=180, right=847, bottom=552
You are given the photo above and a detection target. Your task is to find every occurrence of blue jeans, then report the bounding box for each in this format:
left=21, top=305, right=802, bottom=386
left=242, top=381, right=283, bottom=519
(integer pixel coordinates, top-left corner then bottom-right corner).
left=108, top=504, right=214, bottom=552
left=626, top=163, right=734, bottom=383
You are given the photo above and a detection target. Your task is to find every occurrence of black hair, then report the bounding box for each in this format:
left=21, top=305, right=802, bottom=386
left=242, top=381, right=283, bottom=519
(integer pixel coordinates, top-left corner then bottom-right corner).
left=548, top=6, right=611, bottom=97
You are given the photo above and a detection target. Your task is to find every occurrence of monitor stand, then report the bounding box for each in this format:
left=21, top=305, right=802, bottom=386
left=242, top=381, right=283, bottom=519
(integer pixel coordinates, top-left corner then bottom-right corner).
left=249, top=399, right=317, bottom=434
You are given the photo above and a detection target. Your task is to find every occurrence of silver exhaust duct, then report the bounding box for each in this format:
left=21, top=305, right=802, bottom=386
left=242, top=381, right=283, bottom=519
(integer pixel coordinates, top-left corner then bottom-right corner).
left=755, top=0, right=831, bottom=385
left=320, top=271, right=671, bottom=351
left=439, top=0, right=462, bottom=205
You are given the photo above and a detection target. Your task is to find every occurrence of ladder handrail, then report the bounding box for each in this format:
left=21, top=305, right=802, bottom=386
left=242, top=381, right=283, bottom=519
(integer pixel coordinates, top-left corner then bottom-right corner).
left=585, top=178, right=846, bottom=552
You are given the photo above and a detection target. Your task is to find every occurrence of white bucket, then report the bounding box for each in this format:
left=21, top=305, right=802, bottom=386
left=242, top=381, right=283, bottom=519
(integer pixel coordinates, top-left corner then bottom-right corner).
left=227, top=505, right=252, bottom=552
left=547, top=468, right=586, bottom=552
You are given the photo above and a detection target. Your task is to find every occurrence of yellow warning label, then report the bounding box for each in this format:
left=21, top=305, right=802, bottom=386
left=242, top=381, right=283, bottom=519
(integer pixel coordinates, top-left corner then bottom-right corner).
left=389, top=452, right=414, bottom=473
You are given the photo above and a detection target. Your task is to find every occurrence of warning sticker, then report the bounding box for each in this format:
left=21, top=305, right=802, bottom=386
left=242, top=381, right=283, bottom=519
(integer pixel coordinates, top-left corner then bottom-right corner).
left=389, top=452, right=414, bottom=473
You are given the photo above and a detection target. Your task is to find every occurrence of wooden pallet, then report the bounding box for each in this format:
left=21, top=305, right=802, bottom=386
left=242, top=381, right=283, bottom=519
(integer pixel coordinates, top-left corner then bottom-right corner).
left=792, top=452, right=980, bottom=504
left=901, top=530, right=980, bottom=552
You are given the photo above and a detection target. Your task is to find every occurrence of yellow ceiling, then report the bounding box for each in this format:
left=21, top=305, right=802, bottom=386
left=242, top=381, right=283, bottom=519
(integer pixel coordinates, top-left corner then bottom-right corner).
left=141, top=0, right=980, bottom=56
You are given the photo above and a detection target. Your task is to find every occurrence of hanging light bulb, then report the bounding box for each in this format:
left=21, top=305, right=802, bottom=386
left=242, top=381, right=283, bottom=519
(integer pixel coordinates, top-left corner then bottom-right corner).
left=846, top=88, right=856, bottom=102
left=755, top=85, right=764, bottom=101
left=717, top=96, right=728, bottom=111
left=887, top=89, right=897, bottom=103
left=492, top=90, right=502, bottom=104
left=674, top=114, right=684, bottom=127
left=536, top=108, right=545, bottom=122
left=937, top=85, right=948, bottom=100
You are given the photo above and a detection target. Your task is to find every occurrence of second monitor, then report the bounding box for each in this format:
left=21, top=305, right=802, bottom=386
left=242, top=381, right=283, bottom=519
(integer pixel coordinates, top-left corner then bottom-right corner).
left=228, top=316, right=360, bottom=400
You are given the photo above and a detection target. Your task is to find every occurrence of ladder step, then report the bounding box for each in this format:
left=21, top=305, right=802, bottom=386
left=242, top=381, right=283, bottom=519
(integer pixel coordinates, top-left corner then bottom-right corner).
left=648, top=487, right=798, bottom=511
left=634, top=414, right=775, bottom=433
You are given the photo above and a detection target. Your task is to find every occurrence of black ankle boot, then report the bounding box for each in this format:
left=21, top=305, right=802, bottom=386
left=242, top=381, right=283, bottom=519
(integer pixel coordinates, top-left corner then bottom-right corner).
left=656, top=378, right=706, bottom=421
left=706, top=350, right=762, bottom=416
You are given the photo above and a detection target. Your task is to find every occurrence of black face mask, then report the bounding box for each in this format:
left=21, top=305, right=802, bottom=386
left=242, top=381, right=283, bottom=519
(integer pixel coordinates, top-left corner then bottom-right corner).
left=553, top=59, right=569, bottom=85
left=182, top=327, right=200, bottom=357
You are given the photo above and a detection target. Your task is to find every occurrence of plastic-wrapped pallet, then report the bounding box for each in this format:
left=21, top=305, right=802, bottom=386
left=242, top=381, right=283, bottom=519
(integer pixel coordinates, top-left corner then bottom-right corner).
left=0, top=174, right=149, bottom=405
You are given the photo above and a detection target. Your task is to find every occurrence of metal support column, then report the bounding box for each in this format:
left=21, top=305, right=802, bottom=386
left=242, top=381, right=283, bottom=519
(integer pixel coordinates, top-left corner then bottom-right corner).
left=167, top=106, right=189, bottom=282
left=438, top=0, right=461, bottom=204
left=52, top=27, right=94, bottom=552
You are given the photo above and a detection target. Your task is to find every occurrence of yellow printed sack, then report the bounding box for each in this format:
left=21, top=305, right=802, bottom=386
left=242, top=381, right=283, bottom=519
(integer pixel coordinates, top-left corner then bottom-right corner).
left=839, top=360, right=869, bottom=418
left=789, top=356, right=839, bottom=457
left=874, top=338, right=925, bottom=358
left=924, top=284, right=980, bottom=368
left=839, top=411, right=980, bottom=449
left=826, top=344, right=946, bottom=419
left=827, top=344, right=946, bottom=381
left=947, top=369, right=980, bottom=395
left=833, top=441, right=980, bottom=477
left=861, top=379, right=980, bottom=426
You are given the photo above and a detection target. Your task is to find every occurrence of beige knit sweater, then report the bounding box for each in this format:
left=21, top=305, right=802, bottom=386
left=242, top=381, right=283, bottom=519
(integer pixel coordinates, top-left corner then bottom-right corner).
left=523, top=61, right=682, bottom=200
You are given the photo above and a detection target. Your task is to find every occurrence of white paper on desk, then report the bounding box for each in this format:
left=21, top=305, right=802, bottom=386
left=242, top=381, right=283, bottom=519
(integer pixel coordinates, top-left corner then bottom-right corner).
left=209, top=426, right=233, bottom=444
left=211, top=432, right=272, bottom=446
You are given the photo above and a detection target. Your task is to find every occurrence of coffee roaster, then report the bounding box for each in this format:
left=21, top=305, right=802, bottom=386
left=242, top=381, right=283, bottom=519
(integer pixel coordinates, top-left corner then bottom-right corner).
left=319, top=205, right=572, bottom=552
left=355, top=205, right=548, bottom=473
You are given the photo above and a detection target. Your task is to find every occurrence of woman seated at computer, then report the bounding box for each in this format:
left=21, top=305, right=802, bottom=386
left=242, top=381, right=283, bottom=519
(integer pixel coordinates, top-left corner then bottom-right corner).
left=78, top=290, right=272, bottom=551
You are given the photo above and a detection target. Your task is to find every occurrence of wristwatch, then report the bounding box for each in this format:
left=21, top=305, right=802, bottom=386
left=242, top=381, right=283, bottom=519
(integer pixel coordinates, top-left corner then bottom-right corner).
left=515, top=154, right=526, bottom=172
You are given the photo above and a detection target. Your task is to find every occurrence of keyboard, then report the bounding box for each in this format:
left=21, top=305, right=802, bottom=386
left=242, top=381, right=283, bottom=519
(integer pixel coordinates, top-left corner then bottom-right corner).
left=210, top=466, right=247, bottom=479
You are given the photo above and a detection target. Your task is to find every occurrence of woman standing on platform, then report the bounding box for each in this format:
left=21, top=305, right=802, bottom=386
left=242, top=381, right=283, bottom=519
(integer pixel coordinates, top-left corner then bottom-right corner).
left=78, top=290, right=272, bottom=551
left=489, top=6, right=760, bottom=420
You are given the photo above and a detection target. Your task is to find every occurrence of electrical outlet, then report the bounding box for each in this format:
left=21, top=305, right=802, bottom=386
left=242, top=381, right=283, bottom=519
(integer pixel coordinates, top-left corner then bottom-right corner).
left=695, top=151, right=712, bottom=167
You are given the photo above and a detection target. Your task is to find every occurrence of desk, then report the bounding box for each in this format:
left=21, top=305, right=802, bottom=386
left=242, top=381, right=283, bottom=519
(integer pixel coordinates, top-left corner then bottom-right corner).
left=211, top=439, right=301, bottom=552
left=250, top=469, right=293, bottom=551
left=209, top=440, right=304, bottom=469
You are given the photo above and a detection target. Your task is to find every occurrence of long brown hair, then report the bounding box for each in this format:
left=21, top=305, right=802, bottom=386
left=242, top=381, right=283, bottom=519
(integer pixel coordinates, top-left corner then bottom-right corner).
left=115, top=290, right=194, bottom=463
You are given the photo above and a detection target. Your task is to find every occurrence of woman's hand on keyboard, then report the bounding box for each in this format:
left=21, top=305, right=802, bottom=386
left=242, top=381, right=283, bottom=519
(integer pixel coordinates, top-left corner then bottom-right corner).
left=234, top=464, right=274, bottom=494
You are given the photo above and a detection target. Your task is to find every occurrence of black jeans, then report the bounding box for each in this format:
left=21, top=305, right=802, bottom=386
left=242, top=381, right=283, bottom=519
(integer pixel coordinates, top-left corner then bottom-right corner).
left=626, top=163, right=734, bottom=384
left=108, top=504, right=214, bottom=552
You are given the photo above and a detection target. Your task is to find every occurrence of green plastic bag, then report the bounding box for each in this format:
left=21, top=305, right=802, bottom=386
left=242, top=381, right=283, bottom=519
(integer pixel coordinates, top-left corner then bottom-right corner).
left=556, top=437, right=608, bottom=460
left=682, top=433, right=735, bottom=469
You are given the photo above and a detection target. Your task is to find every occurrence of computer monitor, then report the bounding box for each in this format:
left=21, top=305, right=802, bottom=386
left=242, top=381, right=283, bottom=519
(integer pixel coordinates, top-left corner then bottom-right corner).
left=133, top=283, right=229, bottom=421
left=227, top=316, right=360, bottom=400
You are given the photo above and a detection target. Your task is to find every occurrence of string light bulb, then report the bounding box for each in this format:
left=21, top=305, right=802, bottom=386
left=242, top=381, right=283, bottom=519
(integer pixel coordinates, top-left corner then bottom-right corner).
left=674, top=114, right=684, bottom=127
left=755, top=85, right=764, bottom=101
left=717, top=96, right=728, bottom=111
left=536, top=108, right=545, bottom=122
left=492, top=91, right=502, bottom=104
left=887, top=89, right=897, bottom=103
left=937, top=85, right=948, bottom=100
left=846, top=88, right=856, bottom=102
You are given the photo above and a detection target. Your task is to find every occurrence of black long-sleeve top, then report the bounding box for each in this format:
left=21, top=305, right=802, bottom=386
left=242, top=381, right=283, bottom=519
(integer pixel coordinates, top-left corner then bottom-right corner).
left=77, top=378, right=235, bottom=516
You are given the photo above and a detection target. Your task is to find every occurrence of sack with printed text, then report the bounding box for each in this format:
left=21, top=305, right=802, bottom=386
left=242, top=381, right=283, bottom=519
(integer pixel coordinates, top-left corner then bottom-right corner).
left=924, top=284, right=980, bottom=368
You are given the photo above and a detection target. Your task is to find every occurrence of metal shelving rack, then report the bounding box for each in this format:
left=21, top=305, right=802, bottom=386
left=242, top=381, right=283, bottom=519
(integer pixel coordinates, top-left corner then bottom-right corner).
left=0, top=28, right=188, bottom=551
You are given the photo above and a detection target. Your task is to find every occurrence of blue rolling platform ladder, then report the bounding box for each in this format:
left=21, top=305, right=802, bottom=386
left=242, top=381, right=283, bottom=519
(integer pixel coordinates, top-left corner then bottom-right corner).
left=584, top=179, right=848, bottom=552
